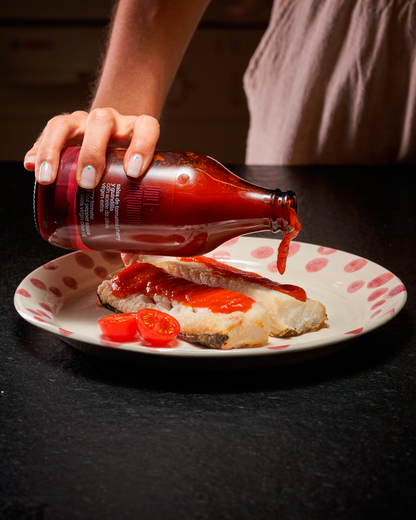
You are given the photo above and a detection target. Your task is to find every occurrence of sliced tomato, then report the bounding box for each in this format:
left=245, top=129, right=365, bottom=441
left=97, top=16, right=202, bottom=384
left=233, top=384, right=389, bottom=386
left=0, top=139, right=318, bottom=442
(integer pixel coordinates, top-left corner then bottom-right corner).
left=136, top=309, right=180, bottom=345
left=98, top=313, right=138, bottom=341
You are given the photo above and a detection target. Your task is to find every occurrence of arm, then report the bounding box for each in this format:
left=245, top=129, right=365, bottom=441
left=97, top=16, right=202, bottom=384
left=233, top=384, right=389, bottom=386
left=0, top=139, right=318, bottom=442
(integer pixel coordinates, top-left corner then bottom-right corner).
left=24, top=0, right=211, bottom=188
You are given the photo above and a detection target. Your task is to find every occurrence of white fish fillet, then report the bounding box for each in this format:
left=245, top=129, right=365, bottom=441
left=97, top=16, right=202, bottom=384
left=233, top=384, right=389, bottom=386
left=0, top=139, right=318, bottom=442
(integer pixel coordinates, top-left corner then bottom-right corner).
left=140, top=256, right=327, bottom=337
left=97, top=264, right=271, bottom=349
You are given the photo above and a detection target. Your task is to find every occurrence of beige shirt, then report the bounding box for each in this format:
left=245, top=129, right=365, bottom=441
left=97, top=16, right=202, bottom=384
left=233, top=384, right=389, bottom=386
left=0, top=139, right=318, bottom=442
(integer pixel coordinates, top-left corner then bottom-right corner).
left=244, top=0, right=416, bottom=164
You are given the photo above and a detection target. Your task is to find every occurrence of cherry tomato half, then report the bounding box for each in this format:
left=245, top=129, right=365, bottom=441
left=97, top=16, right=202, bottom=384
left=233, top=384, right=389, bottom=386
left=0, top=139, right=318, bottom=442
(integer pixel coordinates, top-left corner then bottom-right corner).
left=136, top=309, right=180, bottom=345
left=98, top=313, right=138, bottom=341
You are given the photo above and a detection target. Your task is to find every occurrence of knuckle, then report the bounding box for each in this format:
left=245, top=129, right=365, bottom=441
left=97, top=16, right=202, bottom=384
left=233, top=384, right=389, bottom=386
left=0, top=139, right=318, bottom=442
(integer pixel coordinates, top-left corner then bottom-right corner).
left=46, top=114, right=71, bottom=131
left=88, top=107, right=116, bottom=125
left=71, top=110, right=88, bottom=118
left=136, top=114, right=160, bottom=131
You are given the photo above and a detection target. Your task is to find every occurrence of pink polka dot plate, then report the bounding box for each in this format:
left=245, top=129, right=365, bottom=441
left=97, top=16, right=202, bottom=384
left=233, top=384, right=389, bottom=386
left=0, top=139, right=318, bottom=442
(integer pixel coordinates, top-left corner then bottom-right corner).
left=14, top=237, right=407, bottom=367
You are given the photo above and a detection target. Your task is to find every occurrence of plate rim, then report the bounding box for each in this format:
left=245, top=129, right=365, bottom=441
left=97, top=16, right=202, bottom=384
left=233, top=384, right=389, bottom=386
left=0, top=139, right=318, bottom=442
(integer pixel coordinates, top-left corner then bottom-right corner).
left=14, top=237, right=408, bottom=361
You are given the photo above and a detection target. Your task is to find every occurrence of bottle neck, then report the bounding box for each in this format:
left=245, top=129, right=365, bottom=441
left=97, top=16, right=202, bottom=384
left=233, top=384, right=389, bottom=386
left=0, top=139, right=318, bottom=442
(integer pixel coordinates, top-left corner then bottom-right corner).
left=270, top=189, right=298, bottom=233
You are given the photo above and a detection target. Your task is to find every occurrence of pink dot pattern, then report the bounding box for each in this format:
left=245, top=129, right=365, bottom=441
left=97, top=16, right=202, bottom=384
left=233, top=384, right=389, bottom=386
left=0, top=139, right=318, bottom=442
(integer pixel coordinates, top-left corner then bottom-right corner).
left=16, top=288, right=31, bottom=298
left=387, top=285, right=406, bottom=298
left=94, top=266, right=109, bottom=280
left=263, top=241, right=405, bottom=338
left=305, top=258, right=329, bottom=273
left=75, top=252, right=95, bottom=269
left=30, top=278, right=47, bottom=291
left=346, top=327, right=364, bottom=335
left=14, top=243, right=407, bottom=355
left=368, top=287, right=389, bottom=302
left=317, top=247, right=337, bottom=255
left=368, top=272, right=394, bottom=288
left=267, top=345, right=290, bottom=350
left=39, top=303, right=53, bottom=313
left=371, top=300, right=386, bottom=311
left=347, top=280, right=365, bottom=293
left=16, top=252, right=122, bottom=341
left=222, top=238, right=239, bottom=247
left=59, top=328, right=73, bottom=336
left=288, top=242, right=301, bottom=257
left=267, top=261, right=278, bottom=273
left=42, top=261, right=58, bottom=270
left=344, top=258, right=368, bottom=273
left=63, top=276, right=78, bottom=290
left=251, top=246, right=274, bottom=259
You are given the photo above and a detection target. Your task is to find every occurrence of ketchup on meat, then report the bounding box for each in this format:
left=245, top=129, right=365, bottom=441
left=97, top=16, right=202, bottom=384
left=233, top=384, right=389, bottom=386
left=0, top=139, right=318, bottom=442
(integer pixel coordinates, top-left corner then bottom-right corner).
left=112, top=263, right=255, bottom=314
left=179, top=256, right=306, bottom=302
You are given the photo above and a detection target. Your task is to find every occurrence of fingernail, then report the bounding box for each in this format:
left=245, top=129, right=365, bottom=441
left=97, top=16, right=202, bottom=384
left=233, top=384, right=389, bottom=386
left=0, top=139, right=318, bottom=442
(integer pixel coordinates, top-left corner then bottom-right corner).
left=24, top=155, right=36, bottom=167
left=127, top=154, right=143, bottom=178
left=38, top=161, right=52, bottom=183
left=80, top=165, right=96, bottom=189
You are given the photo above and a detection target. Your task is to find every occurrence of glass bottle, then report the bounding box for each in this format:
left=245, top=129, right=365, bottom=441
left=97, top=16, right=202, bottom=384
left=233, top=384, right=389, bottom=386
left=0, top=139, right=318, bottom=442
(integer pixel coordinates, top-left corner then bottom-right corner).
left=34, top=147, right=299, bottom=270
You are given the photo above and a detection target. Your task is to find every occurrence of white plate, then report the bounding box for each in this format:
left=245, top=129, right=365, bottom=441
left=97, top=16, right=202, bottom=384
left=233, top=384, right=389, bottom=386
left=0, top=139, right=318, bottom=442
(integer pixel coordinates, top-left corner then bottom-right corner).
left=14, top=237, right=407, bottom=369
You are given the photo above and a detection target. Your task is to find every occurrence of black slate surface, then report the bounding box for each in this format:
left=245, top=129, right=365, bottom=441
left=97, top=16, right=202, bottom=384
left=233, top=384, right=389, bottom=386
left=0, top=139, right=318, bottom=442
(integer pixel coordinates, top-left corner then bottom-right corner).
left=1, top=162, right=415, bottom=520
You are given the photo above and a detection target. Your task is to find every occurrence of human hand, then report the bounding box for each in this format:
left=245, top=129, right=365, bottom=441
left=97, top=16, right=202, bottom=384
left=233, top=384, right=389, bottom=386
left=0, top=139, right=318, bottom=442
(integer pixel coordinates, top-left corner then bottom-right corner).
left=120, top=253, right=141, bottom=266
left=23, top=108, right=160, bottom=188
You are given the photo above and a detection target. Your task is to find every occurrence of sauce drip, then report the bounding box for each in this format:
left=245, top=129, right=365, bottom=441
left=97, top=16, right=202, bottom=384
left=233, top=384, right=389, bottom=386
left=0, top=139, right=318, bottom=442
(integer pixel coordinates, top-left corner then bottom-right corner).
left=276, top=206, right=301, bottom=276
left=179, top=255, right=306, bottom=302
left=111, top=263, right=255, bottom=314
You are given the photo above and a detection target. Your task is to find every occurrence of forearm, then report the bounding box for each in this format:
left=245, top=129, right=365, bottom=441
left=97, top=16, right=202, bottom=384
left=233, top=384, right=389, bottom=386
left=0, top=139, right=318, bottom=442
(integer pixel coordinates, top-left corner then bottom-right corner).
left=25, top=0, right=210, bottom=187
left=91, top=0, right=211, bottom=116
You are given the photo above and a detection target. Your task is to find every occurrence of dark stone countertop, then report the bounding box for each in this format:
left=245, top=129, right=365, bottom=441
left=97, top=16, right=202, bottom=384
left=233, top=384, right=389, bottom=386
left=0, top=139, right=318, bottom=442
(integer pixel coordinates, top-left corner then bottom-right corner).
left=1, top=161, right=415, bottom=520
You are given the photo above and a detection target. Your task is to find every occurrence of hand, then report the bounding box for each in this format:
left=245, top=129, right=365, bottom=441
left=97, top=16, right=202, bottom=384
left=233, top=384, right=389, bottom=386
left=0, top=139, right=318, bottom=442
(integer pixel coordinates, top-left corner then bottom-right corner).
left=120, top=253, right=141, bottom=266
left=23, top=108, right=160, bottom=188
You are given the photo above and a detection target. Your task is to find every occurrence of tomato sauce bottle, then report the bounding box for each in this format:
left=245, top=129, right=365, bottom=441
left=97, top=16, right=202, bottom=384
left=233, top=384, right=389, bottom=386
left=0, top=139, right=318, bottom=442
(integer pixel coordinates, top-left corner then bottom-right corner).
left=34, top=147, right=300, bottom=273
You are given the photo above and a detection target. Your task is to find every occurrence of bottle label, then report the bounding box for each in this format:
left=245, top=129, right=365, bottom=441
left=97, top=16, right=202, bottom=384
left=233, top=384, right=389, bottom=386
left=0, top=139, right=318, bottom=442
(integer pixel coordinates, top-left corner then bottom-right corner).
left=124, top=184, right=162, bottom=225
left=53, top=148, right=164, bottom=251
left=80, top=181, right=162, bottom=244
left=77, top=179, right=163, bottom=251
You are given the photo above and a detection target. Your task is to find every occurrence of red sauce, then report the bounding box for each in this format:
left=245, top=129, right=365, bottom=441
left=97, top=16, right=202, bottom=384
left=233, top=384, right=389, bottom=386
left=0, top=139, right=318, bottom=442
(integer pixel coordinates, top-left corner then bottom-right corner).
left=111, top=263, right=255, bottom=314
left=277, top=207, right=301, bottom=276
left=179, top=255, right=307, bottom=302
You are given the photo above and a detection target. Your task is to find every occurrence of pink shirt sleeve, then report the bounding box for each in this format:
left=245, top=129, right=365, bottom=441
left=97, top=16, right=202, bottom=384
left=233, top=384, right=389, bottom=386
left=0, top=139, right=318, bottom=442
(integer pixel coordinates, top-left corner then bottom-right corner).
left=244, top=0, right=416, bottom=165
